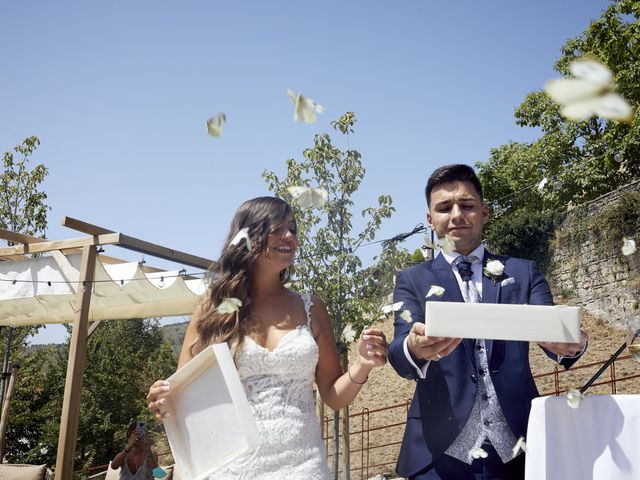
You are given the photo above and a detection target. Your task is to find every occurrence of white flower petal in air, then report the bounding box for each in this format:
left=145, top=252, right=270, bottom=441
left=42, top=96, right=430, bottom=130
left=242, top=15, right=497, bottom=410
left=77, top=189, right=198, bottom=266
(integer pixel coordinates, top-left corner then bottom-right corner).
left=382, top=301, right=404, bottom=314
left=341, top=324, right=356, bottom=344
left=566, top=389, right=584, bottom=409
left=423, top=234, right=436, bottom=250
left=512, top=437, right=527, bottom=458
left=216, top=297, right=242, bottom=314
left=426, top=285, right=445, bottom=298
left=230, top=227, right=252, bottom=251
left=544, top=57, right=634, bottom=123
left=622, top=237, right=636, bottom=256
left=537, top=177, right=548, bottom=192
left=286, top=89, right=325, bottom=124
left=287, top=186, right=328, bottom=209
left=439, top=235, right=455, bottom=254
left=400, top=310, right=413, bottom=323
left=206, top=113, right=226, bottom=137
left=484, top=260, right=505, bottom=278
left=470, top=447, right=488, bottom=459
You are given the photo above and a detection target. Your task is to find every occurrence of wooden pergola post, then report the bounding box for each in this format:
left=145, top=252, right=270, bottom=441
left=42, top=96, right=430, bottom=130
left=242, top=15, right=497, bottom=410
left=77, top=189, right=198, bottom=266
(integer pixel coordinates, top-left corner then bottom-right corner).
left=0, top=362, right=20, bottom=459
left=0, top=218, right=214, bottom=476
left=54, top=244, right=96, bottom=480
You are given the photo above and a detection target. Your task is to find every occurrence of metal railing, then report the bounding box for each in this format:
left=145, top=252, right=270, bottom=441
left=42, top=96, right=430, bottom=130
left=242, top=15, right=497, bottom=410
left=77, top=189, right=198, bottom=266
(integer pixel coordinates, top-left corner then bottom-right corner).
left=324, top=353, right=640, bottom=479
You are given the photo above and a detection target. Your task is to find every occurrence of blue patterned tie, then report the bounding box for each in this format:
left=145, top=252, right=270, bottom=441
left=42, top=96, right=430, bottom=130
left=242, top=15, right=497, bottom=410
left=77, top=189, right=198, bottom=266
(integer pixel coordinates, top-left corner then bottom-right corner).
left=456, top=256, right=479, bottom=303
left=457, top=259, right=473, bottom=283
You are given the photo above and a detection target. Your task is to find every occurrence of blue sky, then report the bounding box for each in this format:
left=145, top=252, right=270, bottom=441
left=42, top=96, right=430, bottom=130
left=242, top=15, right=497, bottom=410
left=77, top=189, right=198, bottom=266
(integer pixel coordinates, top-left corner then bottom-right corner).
left=1, top=0, right=610, bottom=344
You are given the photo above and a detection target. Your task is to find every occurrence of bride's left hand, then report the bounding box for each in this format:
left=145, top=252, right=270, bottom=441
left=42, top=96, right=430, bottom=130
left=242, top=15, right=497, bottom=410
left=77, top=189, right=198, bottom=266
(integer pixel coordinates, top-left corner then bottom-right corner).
left=357, top=327, right=388, bottom=367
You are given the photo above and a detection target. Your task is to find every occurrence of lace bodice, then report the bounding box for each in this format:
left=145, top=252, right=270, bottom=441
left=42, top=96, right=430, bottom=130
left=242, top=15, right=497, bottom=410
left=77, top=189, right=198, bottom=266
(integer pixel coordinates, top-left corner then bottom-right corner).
left=213, top=293, right=330, bottom=480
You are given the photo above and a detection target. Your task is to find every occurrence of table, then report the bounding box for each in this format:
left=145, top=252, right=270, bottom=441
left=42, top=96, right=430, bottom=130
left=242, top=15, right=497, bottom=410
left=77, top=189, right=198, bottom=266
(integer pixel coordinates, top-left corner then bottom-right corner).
left=525, top=395, right=640, bottom=479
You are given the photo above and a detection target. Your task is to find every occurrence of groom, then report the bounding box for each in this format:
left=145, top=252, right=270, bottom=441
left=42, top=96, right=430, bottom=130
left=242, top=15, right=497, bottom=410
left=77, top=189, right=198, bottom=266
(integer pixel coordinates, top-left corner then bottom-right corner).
left=388, top=164, right=587, bottom=479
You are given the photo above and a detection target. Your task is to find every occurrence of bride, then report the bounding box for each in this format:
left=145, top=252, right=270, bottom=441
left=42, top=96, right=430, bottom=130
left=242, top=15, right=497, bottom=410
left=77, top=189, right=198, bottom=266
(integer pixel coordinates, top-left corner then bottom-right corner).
left=147, top=196, right=388, bottom=479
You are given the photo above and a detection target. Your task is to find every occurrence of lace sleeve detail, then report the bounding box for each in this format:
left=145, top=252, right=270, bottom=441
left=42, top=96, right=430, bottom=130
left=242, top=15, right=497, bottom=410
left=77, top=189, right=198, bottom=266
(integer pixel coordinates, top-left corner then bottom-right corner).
left=300, top=293, right=314, bottom=329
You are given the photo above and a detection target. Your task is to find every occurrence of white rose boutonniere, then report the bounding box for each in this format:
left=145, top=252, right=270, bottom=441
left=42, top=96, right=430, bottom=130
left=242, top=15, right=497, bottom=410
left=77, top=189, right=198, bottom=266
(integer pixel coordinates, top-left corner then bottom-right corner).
left=483, top=259, right=505, bottom=285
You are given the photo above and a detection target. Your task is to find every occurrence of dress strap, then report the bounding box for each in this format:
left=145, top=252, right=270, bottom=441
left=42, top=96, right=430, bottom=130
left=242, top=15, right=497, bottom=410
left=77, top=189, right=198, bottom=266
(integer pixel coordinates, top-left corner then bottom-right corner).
left=300, top=293, right=314, bottom=329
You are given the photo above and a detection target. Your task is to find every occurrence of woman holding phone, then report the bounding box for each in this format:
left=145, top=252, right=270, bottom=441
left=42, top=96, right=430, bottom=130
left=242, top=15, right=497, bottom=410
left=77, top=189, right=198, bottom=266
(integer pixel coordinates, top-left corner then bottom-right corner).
left=110, top=421, right=159, bottom=479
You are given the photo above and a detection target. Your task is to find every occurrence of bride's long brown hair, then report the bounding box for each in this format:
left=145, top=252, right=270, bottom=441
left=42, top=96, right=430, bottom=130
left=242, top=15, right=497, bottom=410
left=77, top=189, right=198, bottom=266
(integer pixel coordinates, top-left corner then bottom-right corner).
left=191, top=196, right=295, bottom=358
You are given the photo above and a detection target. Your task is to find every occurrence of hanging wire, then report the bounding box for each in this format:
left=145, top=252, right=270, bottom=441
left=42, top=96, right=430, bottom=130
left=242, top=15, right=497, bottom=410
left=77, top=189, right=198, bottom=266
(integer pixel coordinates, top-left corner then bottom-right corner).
left=1, top=223, right=430, bottom=286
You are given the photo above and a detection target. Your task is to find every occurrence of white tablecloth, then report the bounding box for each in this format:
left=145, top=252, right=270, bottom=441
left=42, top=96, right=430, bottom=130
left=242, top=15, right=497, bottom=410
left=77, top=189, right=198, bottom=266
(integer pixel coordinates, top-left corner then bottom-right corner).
left=525, top=395, right=640, bottom=480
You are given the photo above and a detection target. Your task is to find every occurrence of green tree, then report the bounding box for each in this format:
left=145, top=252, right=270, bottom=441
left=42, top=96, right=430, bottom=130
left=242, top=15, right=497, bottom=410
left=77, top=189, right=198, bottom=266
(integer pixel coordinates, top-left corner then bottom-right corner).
left=477, top=0, right=639, bottom=258
left=1, top=136, right=49, bottom=238
left=0, top=136, right=51, bottom=460
left=263, top=112, right=408, bottom=346
left=3, top=320, right=177, bottom=471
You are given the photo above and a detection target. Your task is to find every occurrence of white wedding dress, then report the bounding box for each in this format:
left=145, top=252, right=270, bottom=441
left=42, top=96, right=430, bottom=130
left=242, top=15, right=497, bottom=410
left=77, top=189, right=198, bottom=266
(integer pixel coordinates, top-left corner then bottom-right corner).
left=213, top=294, right=330, bottom=480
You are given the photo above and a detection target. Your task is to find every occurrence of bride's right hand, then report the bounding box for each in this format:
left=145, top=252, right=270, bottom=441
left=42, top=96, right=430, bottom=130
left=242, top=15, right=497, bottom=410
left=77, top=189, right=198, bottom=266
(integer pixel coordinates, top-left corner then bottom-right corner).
left=147, top=380, right=171, bottom=420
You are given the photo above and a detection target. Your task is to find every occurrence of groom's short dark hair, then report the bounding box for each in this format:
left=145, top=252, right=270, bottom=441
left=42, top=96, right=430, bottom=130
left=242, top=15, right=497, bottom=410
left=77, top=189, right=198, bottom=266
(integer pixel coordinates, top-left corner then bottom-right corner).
left=425, top=164, right=483, bottom=206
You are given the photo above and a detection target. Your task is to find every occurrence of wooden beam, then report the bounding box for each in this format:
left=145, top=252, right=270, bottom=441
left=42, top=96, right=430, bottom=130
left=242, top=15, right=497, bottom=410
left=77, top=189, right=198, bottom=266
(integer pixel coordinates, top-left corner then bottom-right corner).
left=0, top=363, right=20, bottom=459
left=51, top=250, right=79, bottom=293
left=87, top=321, right=101, bottom=337
left=117, top=234, right=213, bottom=269
left=55, top=245, right=97, bottom=480
left=0, top=233, right=121, bottom=257
left=0, top=228, right=45, bottom=245
left=63, top=216, right=214, bottom=269
left=61, top=216, right=114, bottom=236
left=0, top=227, right=126, bottom=264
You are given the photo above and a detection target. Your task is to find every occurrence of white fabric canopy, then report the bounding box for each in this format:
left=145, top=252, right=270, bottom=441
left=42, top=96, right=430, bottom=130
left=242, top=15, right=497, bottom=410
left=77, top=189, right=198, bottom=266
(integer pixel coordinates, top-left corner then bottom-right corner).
left=0, top=254, right=207, bottom=326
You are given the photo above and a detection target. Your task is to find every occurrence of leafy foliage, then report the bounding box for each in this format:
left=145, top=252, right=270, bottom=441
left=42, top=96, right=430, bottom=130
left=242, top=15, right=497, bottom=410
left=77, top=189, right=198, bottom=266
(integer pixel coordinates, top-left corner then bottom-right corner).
left=3, top=320, right=177, bottom=470
left=590, top=191, right=640, bottom=254
left=484, top=210, right=562, bottom=273
left=1, top=136, right=49, bottom=238
left=263, top=113, right=409, bottom=347
left=0, top=136, right=51, bottom=362
left=478, top=0, right=640, bottom=216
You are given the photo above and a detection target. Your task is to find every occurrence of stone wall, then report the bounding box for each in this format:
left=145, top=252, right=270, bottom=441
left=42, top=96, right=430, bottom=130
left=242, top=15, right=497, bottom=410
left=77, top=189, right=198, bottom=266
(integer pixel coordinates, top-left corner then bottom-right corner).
left=548, top=179, right=640, bottom=329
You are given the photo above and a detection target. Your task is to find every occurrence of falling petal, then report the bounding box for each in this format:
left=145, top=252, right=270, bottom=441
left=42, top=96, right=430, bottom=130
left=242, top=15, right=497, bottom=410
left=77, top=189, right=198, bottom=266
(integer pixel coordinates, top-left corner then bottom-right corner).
left=622, top=238, right=636, bottom=256
left=341, top=324, right=356, bottom=343
left=286, top=89, right=325, bottom=124
left=566, top=389, right=584, bottom=409
left=206, top=113, right=226, bottom=137
left=288, top=186, right=328, bottom=209
left=544, top=58, right=634, bottom=123
left=439, top=234, right=455, bottom=254
left=512, top=437, right=527, bottom=458
left=400, top=310, right=413, bottom=323
left=537, top=177, right=548, bottom=192
left=382, top=301, right=404, bottom=314
left=230, top=227, right=252, bottom=251
left=423, top=234, right=436, bottom=250
left=426, top=285, right=445, bottom=298
left=569, top=58, right=613, bottom=85
left=470, top=447, right=488, bottom=459
left=216, top=297, right=242, bottom=314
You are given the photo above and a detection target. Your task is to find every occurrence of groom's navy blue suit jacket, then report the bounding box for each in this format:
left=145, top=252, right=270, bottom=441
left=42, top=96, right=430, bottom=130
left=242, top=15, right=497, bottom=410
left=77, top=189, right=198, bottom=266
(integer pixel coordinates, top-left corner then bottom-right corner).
left=388, top=251, right=583, bottom=478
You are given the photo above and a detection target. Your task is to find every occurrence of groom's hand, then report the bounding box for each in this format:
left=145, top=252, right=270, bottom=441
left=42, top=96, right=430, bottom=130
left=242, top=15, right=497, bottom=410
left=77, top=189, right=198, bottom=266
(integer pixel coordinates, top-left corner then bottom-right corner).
left=407, top=322, right=461, bottom=362
left=538, top=329, right=588, bottom=357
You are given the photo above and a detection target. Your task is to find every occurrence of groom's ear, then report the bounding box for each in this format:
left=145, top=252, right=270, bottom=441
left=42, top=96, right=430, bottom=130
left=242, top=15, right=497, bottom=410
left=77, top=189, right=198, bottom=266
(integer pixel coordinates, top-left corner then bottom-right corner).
left=481, top=202, right=489, bottom=225
left=427, top=211, right=433, bottom=230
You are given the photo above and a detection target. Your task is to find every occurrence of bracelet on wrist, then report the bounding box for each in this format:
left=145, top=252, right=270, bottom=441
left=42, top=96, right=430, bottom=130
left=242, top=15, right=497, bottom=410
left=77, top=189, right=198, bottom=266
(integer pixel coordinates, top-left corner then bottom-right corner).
left=347, top=367, right=368, bottom=386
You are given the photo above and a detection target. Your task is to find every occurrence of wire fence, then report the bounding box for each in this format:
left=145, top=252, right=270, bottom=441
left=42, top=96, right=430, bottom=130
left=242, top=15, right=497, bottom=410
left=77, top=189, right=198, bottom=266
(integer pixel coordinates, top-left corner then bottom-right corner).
left=323, top=353, right=640, bottom=479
